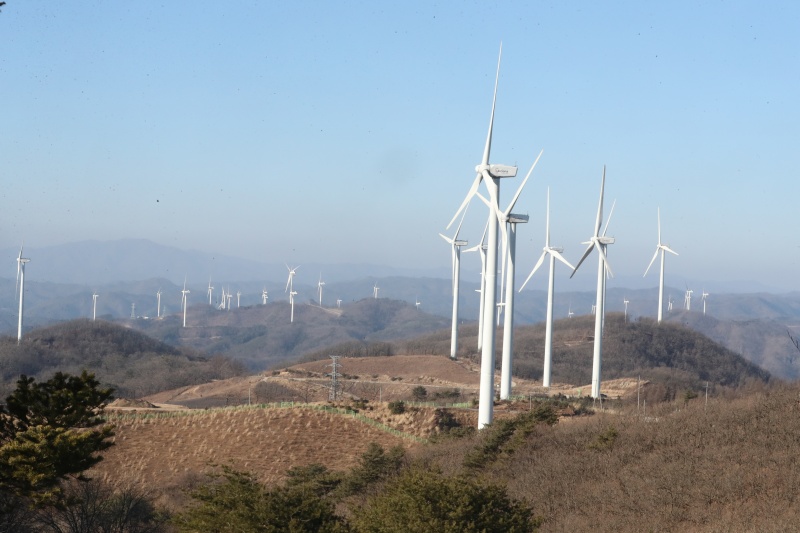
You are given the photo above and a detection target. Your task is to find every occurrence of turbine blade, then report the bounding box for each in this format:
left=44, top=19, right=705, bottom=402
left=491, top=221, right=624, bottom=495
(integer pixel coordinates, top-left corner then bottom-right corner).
left=523, top=251, right=548, bottom=285
left=602, top=199, right=616, bottom=237
left=545, top=187, right=551, bottom=248
left=663, top=245, right=679, bottom=256
left=657, top=207, right=662, bottom=245
left=593, top=166, right=606, bottom=237
left=453, top=199, right=470, bottom=240
left=504, top=149, right=543, bottom=216
left=644, top=248, right=660, bottom=277
left=481, top=44, right=502, bottom=167
left=596, top=243, right=614, bottom=278
left=439, top=232, right=455, bottom=244
left=447, top=172, right=482, bottom=229
left=551, top=249, right=575, bottom=270
left=570, top=242, right=595, bottom=278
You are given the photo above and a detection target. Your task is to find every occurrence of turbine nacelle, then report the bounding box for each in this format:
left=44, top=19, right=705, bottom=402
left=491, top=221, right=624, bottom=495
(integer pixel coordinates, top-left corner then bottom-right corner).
left=473, top=163, right=518, bottom=178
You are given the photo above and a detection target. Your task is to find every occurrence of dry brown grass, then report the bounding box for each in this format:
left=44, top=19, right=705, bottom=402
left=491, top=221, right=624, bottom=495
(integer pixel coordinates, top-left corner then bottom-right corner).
left=91, top=405, right=417, bottom=509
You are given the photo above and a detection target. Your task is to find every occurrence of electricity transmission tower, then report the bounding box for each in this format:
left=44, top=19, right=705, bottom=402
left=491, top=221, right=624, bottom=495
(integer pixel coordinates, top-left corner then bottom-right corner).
left=328, top=356, right=341, bottom=401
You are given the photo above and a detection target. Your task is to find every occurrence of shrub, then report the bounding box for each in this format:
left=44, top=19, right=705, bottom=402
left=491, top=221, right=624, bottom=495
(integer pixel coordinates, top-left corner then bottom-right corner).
left=388, top=401, right=405, bottom=414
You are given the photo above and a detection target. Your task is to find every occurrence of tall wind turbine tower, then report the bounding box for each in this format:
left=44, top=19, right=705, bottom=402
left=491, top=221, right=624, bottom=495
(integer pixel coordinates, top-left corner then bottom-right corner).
left=702, top=290, right=709, bottom=314
left=685, top=287, right=693, bottom=310
left=156, top=289, right=162, bottom=319
left=318, top=275, right=325, bottom=307
left=289, top=290, right=298, bottom=323
left=446, top=45, right=519, bottom=429
left=236, top=290, right=241, bottom=308
left=464, top=222, right=488, bottom=350
left=623, top=297, right=630, bottom=323
left=181, top=279, right=190, bottom=328
left=571, top=167, right=615, bottom=399
left=262, top=288, right=269, bottom=305
left=440, top=205, right=469, bottom=360
left=643, top=208, right=678, bottom=322
left=494, top=152, right=541, bottom=400
left=519, top=188, right=575, bottom=389
left=373, top=283, right=380, bottom=299
left=15, top=245, right=30, bottom=344
left=92, top=292, right=99, bottom=321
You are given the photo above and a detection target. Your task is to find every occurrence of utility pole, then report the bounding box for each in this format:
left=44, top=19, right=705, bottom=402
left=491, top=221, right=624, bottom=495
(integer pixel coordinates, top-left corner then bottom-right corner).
left=328, top=356, right=341, bottom=401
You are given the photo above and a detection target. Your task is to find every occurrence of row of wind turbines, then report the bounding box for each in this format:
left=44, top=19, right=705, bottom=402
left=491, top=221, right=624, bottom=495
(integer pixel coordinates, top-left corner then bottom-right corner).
left=440, top=46, right=691, bottom=429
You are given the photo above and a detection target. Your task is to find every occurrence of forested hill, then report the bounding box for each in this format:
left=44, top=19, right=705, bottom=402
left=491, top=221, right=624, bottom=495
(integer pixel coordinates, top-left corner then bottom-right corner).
left=0, top=320, right=245, bottom=399
left=306, top=313, right=773, bottom=399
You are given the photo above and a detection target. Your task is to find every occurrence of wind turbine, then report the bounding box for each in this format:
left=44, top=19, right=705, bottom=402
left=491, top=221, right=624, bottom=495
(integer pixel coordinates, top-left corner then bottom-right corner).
left=286, top=265, right=299, bottom=294
left=236, top=290, right=241, bottom=308
left=568, top=306, right=574, bottom=319
left=464, top=222, right=489, bottom=350
left=623, top=297, right=630, bottom=323
left=15, top=245, right=30, bottom=344
left=643, top=208, right=678, bottom=322
left=702, top=290, right=709, bottom=315
left=668, top=295, right=674, bottom=313
left=207, top=279, right=214, bottom=306
left=373, top=283, right=380, bottom=299
left=685, top=286, right=693, bottom=310
left=570, top=167, right=615, bottom=399
left=446, top=44, right=519, bottom=429
left=92, top=292, right=99, bottom=321
left=337, top=298, right=342, bottom=308
left=318, top=275, right=325, bottom=307
left=440, top=203, right=469, bottom=360
left=225, top=289, right=232, bottom=310
left=519, top=188, right=575, bottom=389
left=415, top=298, right=421, bottom=310
left=262, top=288, right=268, bottom=305
left=181, top=278, right=190, bottom=328
left=156, top=289, right=162, bottom=319
left=289, top=290, right=298, bottom=323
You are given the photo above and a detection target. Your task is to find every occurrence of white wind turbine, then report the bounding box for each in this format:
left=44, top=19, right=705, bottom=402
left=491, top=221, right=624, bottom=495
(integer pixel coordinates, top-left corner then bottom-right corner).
left=373, top=283, right=380, bottom=299
left=464, top=222, right=489, bottom=350
left=236, top=290, right=241, bottom=308
left=685, top=286, right=693, bottom=310
left=337, top=298, right=342, bottom=308
left=440, top=204, right=469, bottom=360
left=702, top=290, right=709, bottom=314
left=643, top=208, right=678, bottom=322
left=285, top=265, right=299, bottom=323
left=415, top=298, right=421, bottom=310
left=92, top=292, right=99, bottom=321
left=207, top=279, right=214, bottom=306
left=156, top=289, right=162, bottom=319
left=226, top=289, right=232, bottom=310
left=668, top=295, right=674, bottom=313
left=519, top=188, right=575, bottom=389
left=262, top=288, right=269, bottom=305
left=318, top=275, right=325, bottom=307
left=181, top=278, right=190, bottom=328
left=446, top=44, right=520, bottom=429
left=623, top=297, right=630, bottom=323
left=570, top=167, right=615, bottom=399
left=15, top=245, right=30, bottom=343
left=289, top=289, right=298, bottom=323
left=494, top=153, right=542, bottom=400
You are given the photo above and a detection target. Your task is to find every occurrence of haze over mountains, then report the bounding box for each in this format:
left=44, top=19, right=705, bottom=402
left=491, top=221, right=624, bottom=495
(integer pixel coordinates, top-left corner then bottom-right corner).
left=2, top=239, right=800, bottom=380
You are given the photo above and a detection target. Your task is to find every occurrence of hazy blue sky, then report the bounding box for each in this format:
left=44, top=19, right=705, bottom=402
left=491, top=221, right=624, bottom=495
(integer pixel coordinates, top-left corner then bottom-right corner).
left=2, top=2, right=799, bottom=291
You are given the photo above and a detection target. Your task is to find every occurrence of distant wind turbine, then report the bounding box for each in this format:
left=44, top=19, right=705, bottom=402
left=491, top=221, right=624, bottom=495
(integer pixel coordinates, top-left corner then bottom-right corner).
left=207, top=279, right=214, bottom=306
left=568, top=305, right=574, bottom=319
left=336, top=298, right=342, bottom=308
left=262, top=288, right=269, bottom=305
left=289, top=290, right=298, bottom=323
left=440, top=202, right=469, bottom=360
left=415, top=298, right=421, bottom=310
left=92, top=292, right=99, bottom=321
left=571, top=167, right=615, bottom=399
left=702, top=290, right=709, bottom=315
left=318, top=275, right=325, bottom=307
left=643, top=208, right=678, bottom=322
left=519, top=188, right=574, bottom=389
left=373, top=283, right=380, bottom=299
left=623, top=297, right=630, bottom=323
left=181, top=278, right=190, bottom=328
left=464, top=221, right=489, bottom=350
left=685, top=286, right=693, bottom=310
left=236, top=290, right=241, bottom=308
left=15, top=244, right=30, bottom=344
left=156, top=289, right=162, bottom=319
